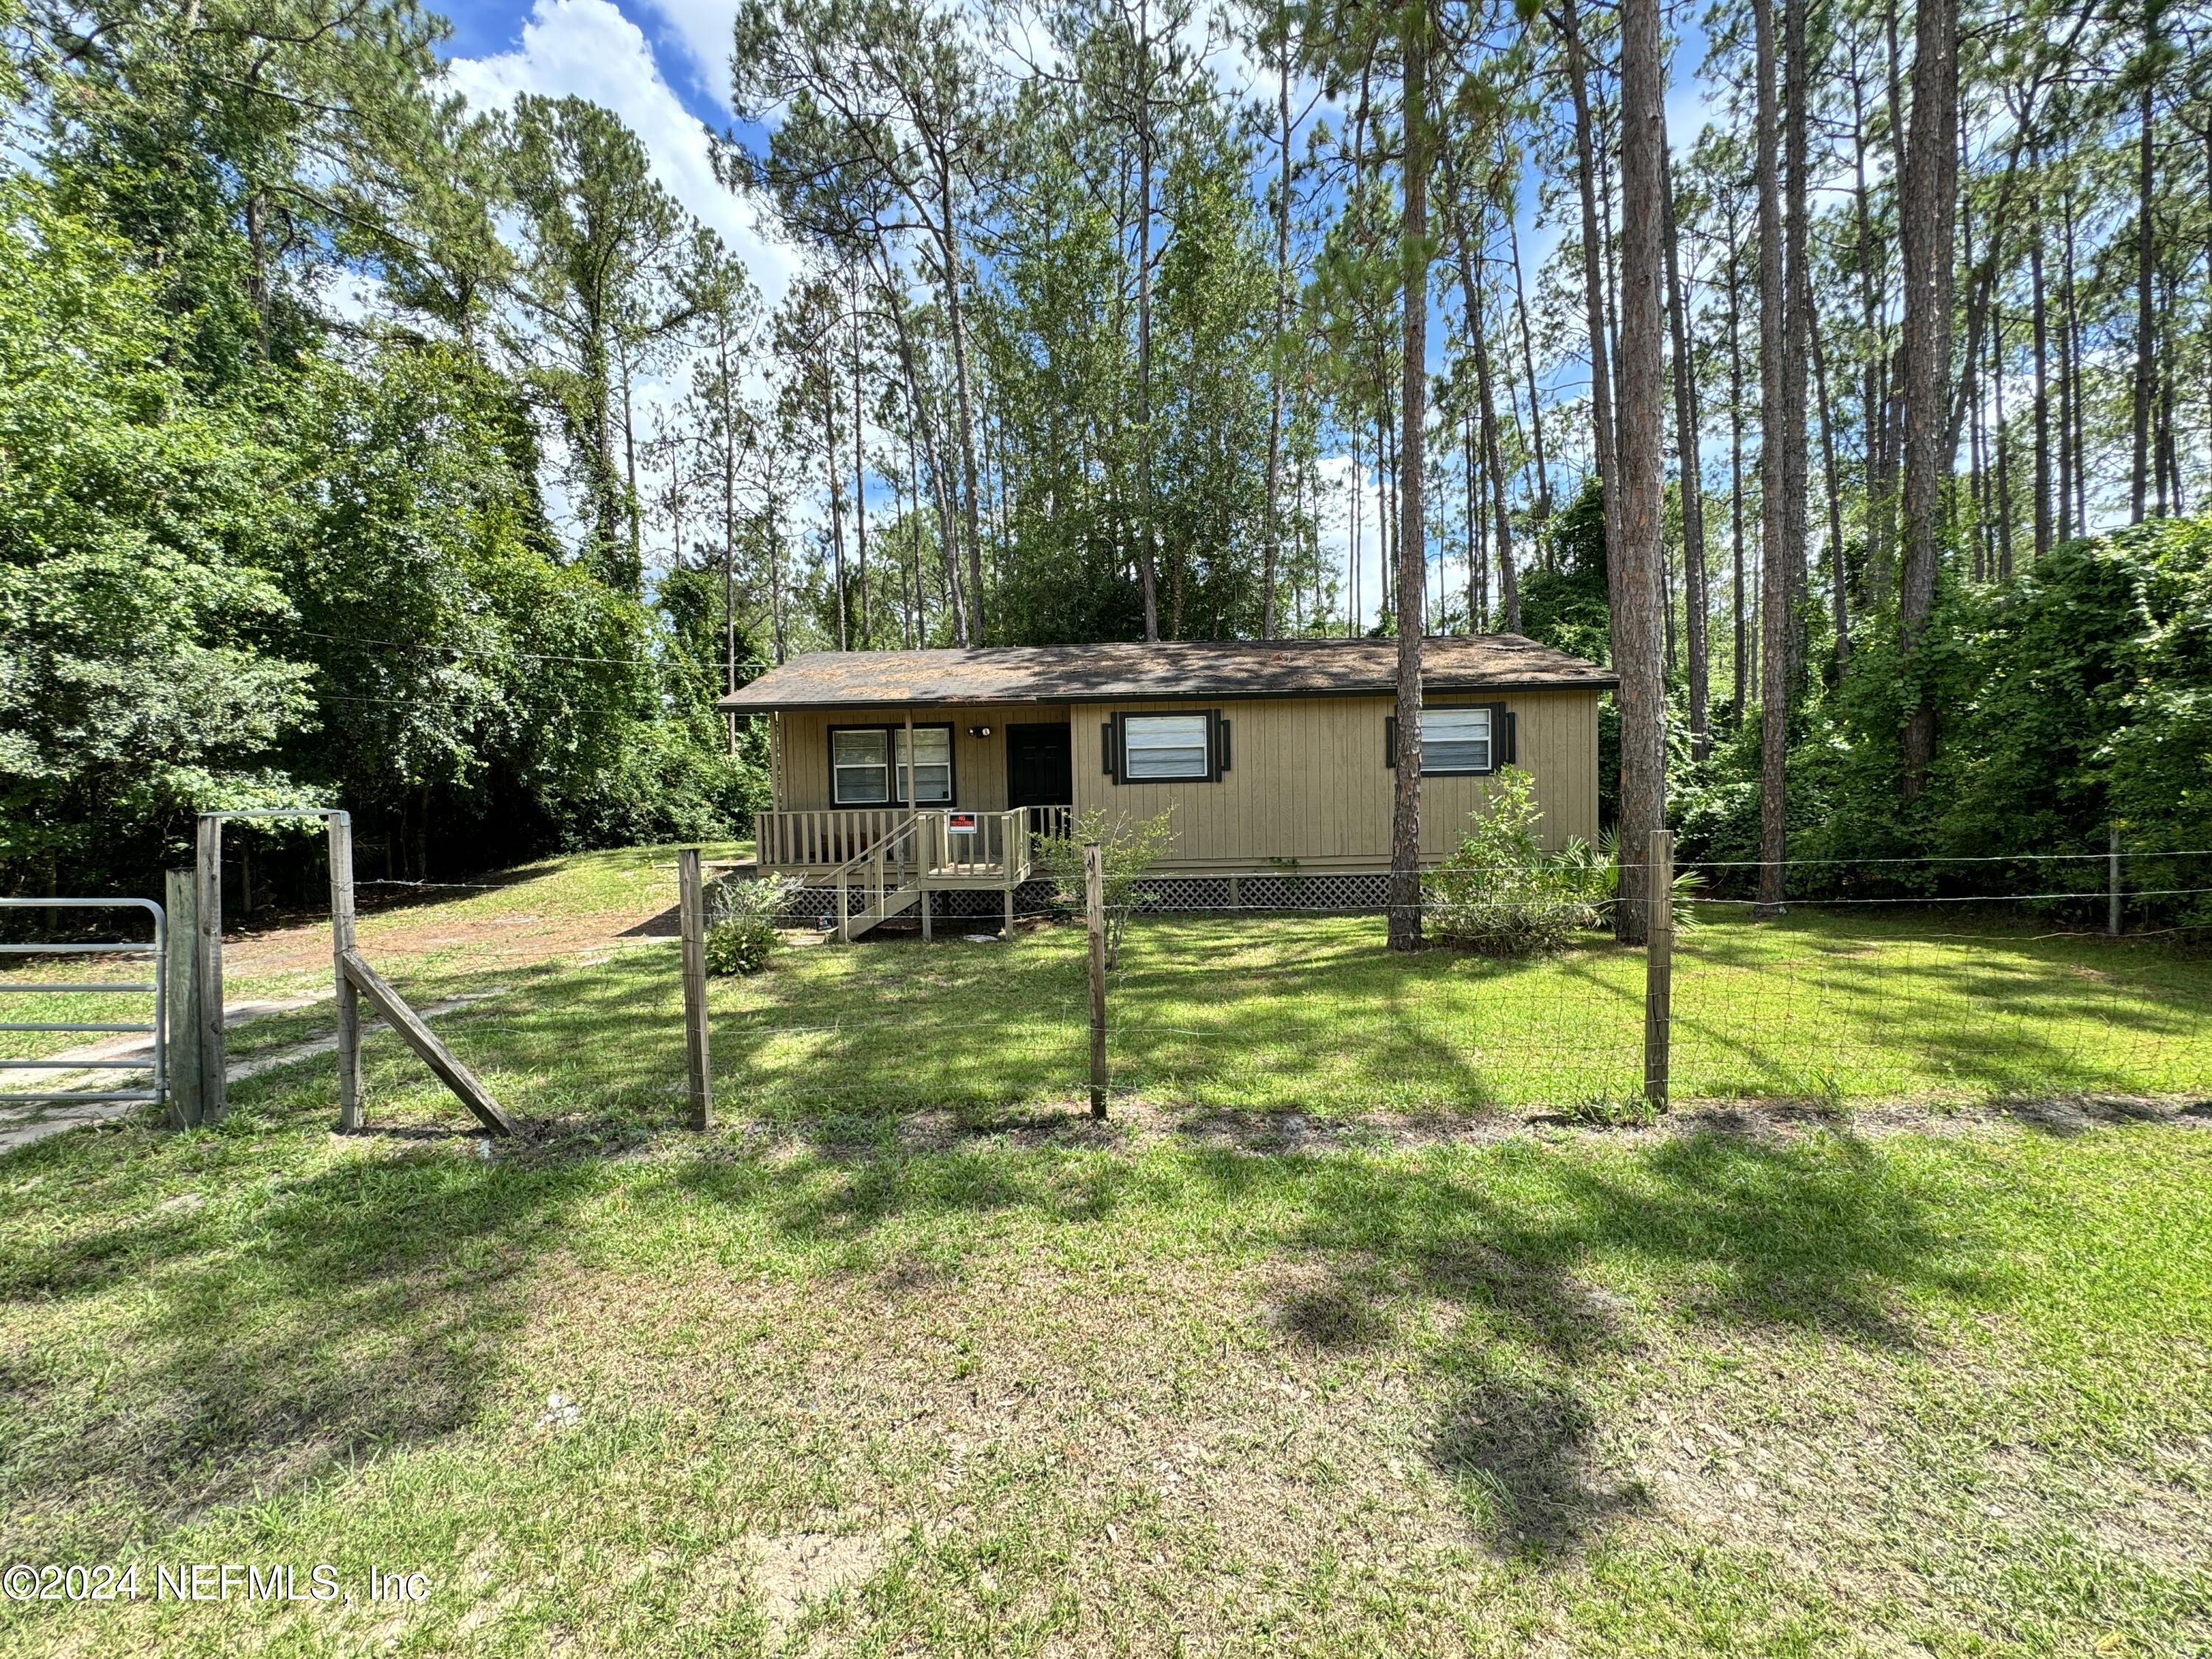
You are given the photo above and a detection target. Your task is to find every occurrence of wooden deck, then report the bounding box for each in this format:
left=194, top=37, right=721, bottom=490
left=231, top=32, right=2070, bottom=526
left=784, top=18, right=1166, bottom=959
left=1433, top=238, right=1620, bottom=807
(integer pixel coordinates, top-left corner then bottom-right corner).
left=743, top=807, right=1071, bottom=939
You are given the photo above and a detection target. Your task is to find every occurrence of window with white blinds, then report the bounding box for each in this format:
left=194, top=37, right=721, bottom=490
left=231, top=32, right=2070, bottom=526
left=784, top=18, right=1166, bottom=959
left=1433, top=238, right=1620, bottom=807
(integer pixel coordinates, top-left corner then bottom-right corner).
left=1424, top=707, right=1493, bottom=774
left=1121, top=714, right=1213, bottom=780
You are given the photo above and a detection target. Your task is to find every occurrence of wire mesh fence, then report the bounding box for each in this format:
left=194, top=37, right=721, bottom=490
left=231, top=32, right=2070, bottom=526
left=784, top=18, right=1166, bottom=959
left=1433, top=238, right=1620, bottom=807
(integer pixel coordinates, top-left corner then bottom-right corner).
left=678, top=852, right=2212, bottom=1122
left=32, top=851, right=2202, bottom=1133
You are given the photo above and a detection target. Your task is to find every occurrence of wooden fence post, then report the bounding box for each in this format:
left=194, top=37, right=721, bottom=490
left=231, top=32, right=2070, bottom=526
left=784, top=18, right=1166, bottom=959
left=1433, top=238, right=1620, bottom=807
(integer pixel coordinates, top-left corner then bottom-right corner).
left=2108, top=824, right=2122, bottom=938
left=1085, top=841, right=1107, bottom=1120
left=679, top=848, right=713, bottom=1131
left=1644, top=828, right=1674, bottom=1112
left=195, top=815, right=226, bottom=1122
left=330, top=813, right=362, bottom=1131
left=163, top=869, right=201, bottom=1129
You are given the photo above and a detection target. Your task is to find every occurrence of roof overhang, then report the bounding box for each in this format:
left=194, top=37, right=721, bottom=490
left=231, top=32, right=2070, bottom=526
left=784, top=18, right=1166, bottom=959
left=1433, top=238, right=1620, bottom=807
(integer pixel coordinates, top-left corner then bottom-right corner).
left=717, top=636, right=1618, bottom=714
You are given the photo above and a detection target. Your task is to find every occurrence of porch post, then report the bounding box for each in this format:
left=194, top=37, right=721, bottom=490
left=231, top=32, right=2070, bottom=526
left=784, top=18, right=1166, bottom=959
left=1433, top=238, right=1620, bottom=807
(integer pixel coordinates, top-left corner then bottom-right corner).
left=903, top=709, right=916, bottom=810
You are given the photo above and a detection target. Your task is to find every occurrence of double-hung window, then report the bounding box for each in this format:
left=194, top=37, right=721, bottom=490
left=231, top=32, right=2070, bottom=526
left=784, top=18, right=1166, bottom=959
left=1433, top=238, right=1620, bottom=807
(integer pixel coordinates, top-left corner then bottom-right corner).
left=1387, top=703, right=1511, bottom=773
left=898, top=727, right=953, bottom=804
left=1425, top=707, right=1494, bottom=774
left=1108, top=712, right=1228, bottom=783
left=831, top=728, right=892, bottom=803
left=830, top=725, right=954, bottom=806
left=1123, top=714, right=1211, bottom=780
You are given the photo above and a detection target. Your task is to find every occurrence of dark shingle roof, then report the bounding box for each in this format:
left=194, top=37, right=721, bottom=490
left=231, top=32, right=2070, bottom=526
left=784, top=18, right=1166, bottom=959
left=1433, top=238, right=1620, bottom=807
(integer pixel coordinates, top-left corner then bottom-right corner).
left=719, top=636, right=1615, bottom=712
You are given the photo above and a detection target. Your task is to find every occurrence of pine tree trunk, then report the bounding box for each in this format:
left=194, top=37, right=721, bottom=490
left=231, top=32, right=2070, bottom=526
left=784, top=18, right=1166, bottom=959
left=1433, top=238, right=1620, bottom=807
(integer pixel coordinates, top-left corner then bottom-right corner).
left=1505, top=200, right=1554, bottom=522
left=1662, top=156, right=1710, bottom=758
left=1812, top=313, right=1847, bottom=661
left=1135, top=0, right=1163, bottom=641
left=823, top=371, right=848, bottom=650
left=1388, top=21, right=1429, bottom=955
left=2129, top=46, right=2155, bottom=524
left=2057, top=173, right=2079, bottom=541
left=1755, top=0, right=1791, bottom=905
left=1851, top=66, right=1894, bottom=585
left=888, top=298, right=967, bottom=645
left=852, top=293, right=870, bottom=648
left=1728, top=204, right=1747, bottom=723
left=1898, top=0, right=1958, bottom=795
left=1440, top=146, right=1520, bottom=636
left=1558, top=0, right=1618, bottom=562
left=1263, top=42, right=1291, bottom=636
left=1615, top=0, right=1669, bottom=945
left=2029, top=142, right=2053, bottom=560
left=935, top=190, right=987, bottom=645
left=1993, top=296, right=2014, bottom=574
left=719, top=325, right=740, bottom=750
left=1781, top=0, right=1814, bottom=696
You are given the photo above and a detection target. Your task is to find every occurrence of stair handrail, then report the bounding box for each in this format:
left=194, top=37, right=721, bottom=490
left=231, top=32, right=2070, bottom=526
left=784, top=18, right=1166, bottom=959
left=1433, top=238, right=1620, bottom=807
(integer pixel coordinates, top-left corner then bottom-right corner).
left=830, top=813, right=922, bottom=942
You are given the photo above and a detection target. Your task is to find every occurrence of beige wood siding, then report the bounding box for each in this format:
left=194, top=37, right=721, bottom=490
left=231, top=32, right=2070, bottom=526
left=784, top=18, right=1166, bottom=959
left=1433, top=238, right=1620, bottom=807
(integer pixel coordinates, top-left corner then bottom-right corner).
left=773, top=703, right=1072, bottom=811
left=1068, top=691, right=1600, bottom=867
left=767, top=690, right=1601, bottom=866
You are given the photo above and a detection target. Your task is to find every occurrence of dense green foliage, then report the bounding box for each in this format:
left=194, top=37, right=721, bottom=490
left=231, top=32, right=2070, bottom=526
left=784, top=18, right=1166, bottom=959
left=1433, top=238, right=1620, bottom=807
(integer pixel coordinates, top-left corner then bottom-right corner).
left=1672, top=515, right=2212, bottom=911
left=0, top=5, right=762, bottom=902
left=1512, top=473, right=2212, bottom=916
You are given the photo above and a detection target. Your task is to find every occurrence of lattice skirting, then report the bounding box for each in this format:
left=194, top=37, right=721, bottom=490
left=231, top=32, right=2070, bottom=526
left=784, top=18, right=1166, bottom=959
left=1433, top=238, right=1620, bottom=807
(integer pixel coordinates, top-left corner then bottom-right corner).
left=1127, top=872, right=1392, bottom=914
left=771, top=872, right=1392, bottom=929
left=773, top=880, right=1060, bottom=929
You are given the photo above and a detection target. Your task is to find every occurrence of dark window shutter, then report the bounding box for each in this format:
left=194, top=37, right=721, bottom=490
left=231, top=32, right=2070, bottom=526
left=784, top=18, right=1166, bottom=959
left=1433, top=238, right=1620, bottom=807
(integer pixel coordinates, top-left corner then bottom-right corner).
left=1214, top=713, right=1231, bottom=776
left=1102, top=720, right=1117, bottom=779
left=1385, top=714, right=1397, bottom=768
left=1499, top=705, right=1517, bottom=767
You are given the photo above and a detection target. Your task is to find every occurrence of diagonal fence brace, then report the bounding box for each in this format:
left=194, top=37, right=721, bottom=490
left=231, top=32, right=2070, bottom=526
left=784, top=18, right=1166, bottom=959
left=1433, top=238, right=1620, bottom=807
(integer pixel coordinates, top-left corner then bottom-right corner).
left=340, top=949, right=517, bottom=1137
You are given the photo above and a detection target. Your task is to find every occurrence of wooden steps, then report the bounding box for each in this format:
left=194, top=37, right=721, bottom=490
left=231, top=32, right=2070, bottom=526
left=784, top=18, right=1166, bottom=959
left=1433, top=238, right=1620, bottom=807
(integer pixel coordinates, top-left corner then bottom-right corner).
left=844, top=883, right=921, bottom=939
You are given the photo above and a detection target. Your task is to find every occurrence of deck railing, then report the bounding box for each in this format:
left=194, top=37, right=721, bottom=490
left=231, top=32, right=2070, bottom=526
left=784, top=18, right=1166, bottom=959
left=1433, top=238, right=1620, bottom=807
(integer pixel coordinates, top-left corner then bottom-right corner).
left=756, top=805, right=1074, bottom=886
left=920, top=807, right=1025, bottom=880
left=830, top=815, right=926, bottom=942
left=754, top=807, right=912, bottom=869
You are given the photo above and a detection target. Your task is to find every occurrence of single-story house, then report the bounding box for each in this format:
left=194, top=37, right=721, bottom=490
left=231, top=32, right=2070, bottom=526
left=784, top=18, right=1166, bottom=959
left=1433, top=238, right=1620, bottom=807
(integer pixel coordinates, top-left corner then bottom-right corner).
left=718, top=635, right=1614, bottom=936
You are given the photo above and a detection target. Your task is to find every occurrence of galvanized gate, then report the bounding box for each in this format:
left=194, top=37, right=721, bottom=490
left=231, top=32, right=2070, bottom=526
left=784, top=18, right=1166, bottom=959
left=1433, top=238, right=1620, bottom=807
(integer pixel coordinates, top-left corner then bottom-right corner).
left=0, top=898, right=167, bottom=1119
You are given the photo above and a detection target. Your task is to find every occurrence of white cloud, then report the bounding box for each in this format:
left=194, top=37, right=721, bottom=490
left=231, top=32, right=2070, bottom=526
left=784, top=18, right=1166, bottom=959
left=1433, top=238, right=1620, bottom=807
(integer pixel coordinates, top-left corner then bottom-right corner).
left=633, top=0, right=742, bottom=109
left=445, top=0, right=796, bottom=305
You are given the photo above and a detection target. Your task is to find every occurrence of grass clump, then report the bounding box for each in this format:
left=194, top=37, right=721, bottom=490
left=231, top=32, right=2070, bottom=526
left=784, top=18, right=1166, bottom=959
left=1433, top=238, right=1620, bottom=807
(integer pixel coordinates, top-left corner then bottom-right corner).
left=1561, top=1093, right=1663, bottom=1129
left=1032, top=806, right=1173, bottom=964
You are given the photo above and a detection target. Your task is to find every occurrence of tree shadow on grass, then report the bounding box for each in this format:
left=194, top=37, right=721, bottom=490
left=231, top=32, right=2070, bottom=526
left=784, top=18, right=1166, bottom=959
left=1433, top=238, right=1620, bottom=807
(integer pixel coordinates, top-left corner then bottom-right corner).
left=0, top=935, right=2085, bottom=1576
left=1673, top=915, right=2212, bottom=1099
left=0, top=1069, right=611, bottom=1560
left=1208, top=1123, right=1982, bottom=1557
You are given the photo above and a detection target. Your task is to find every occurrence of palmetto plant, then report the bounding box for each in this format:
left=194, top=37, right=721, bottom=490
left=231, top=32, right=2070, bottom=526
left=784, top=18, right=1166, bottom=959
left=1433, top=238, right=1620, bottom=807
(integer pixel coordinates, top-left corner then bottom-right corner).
left=1593, top=827, right=1705, bottom=933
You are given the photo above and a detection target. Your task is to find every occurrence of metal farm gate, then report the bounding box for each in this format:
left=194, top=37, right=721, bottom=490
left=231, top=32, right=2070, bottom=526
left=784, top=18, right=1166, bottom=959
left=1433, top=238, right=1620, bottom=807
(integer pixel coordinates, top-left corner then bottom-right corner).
left=0, top=897, right=167, bottom=1124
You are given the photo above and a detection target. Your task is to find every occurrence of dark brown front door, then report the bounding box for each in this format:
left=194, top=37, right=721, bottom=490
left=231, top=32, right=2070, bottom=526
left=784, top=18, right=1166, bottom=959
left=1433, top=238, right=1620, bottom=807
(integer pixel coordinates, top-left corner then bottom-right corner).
left=1006, top=723, right=1074, bottom=809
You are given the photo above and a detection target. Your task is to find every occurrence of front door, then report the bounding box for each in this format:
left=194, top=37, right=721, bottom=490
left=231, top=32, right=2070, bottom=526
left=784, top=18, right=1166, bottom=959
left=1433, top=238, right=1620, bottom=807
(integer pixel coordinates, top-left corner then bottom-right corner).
left=1006, top=723, right=1074, bottom=810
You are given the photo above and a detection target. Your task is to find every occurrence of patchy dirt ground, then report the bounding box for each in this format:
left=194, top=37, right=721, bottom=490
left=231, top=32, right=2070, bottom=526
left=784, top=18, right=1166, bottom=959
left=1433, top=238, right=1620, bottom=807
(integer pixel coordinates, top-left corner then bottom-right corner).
left=537, top=1091, right=2212, bottom=1165
left=218, top=891, right=684, bottom=979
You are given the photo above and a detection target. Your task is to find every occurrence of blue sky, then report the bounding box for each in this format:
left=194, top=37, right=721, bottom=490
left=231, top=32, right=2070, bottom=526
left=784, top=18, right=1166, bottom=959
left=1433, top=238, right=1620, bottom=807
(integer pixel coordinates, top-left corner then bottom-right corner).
left=434, top=0, right=1725, bottom=627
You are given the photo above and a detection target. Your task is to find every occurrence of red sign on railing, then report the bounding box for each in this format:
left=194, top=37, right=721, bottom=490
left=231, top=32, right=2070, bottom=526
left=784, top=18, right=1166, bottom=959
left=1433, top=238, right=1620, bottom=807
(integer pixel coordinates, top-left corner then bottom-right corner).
left=946, top=812, right=978, bottom=835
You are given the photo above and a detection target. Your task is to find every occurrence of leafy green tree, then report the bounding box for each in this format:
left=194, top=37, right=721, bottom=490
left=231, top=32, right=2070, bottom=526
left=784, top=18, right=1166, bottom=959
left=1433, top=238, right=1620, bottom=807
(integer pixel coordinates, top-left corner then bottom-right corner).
left=25, top=0, right=445, bottom=380
left=503, top=94, right=700, bottom=596
left=0, top=179, right=316, bottom=888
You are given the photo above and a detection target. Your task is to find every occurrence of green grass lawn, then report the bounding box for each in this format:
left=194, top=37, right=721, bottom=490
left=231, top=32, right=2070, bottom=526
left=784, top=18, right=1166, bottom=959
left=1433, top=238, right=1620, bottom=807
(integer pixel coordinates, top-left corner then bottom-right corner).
left=683, top=906, right=2212, bottom=1123
left=3, top=852, right=2210, bottom=1655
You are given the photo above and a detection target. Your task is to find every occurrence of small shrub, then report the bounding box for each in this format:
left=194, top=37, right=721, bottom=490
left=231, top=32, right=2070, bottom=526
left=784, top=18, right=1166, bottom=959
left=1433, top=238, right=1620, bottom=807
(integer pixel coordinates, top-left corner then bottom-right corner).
left=1033, top=807, right=1175, bottom=966
left=1562, top=1093, right=1661, bottom=1129
left=1424, top=768, right=1608, bottom=954
left=705, top=874, right=800, bottom=975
